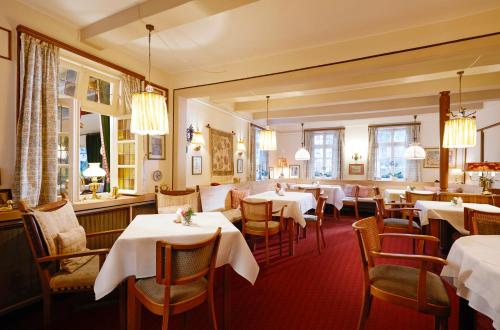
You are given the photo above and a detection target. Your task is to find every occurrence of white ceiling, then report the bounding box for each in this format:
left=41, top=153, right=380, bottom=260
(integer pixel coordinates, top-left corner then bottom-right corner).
left=18, top=0, right=500, bottom=73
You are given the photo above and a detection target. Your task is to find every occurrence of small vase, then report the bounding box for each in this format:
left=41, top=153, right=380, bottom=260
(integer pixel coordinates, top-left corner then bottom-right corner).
left=182, top=216, right=192, bottom=226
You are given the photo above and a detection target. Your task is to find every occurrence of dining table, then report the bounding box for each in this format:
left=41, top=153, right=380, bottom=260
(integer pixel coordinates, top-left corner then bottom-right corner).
left=441, top=235, right=500, bottom=330
left=94, top=212, right=259, bottom=330
left=290, top=184, right=345, bottom=210
left=244, top=190, right=317, bottom=255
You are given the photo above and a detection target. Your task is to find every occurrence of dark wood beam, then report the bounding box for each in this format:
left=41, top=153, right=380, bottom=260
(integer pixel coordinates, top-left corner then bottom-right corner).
left=439, top=91, right=450, bottom=192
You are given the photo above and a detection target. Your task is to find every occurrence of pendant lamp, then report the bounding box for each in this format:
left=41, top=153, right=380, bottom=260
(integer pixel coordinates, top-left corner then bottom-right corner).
left=259, top=96, right=277, bottom=150
left=442, top=71, right=476, bottom=148
left=131, top=24, right=169, bottom=136
left=404, top=115, right=426, bottom=160
left=295, top=123, right=310, bottom=160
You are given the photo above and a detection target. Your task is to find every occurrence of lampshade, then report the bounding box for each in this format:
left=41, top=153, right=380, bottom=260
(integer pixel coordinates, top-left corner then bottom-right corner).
left=191, top=131, right=205, bottom=145
left=443, top=117, right=476, bottom=148
left=130, top=24, right=169, bottom=136
left=277, top=157, right=288, bottom=168
left=404, top=143, right=426, bottom=160
left=259, top=127, right=277, bottom=151
left=237, top=139, right=246, bottom=153
left=83, top=163, right=106, bottom=178
left=131, top=89, right=169, bottom=135
left=295, top=147, right=310, bottom=161
left=465, top=162, right=500, bottom=172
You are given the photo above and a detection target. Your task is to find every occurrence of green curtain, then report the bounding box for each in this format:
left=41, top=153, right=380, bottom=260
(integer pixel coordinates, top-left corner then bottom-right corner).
left=86, top=133, right=102, bottom=164
left=100, top=115, right=111, bottom=192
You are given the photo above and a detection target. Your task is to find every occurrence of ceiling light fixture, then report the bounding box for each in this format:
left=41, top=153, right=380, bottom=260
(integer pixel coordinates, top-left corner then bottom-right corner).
left=259, top=96, right=277, bottom=151
left=404, top=115, right=426, bottom=160
left=295, top=123, right=310, bottom=161
left=442, top=71, right=476, bottom=148
left=131, top=24, right=169, bottom=136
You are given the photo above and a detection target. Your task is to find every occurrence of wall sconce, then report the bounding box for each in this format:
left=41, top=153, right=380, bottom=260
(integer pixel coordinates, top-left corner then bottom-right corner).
left=277, top=157, right=288, bottom=178
left=237, top=139, right=246, bottom=156
left=352, top=153, right=362, bottom=162
left=191, top=130, right=205, bottom=151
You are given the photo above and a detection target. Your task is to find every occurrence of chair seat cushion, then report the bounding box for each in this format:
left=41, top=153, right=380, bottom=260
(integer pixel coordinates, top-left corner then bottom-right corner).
left=222, top=208, right=242, bottom=223
left=245, top=220, right=280, bottom=231
left=384, top=217, right=421, bottom=229
left=303, top=214, right=318, bottom=221
left=49, top=255, right=98, bottom=292
left=135, top=277, right=207, bottom=305
left=369, top=264, right=449, bottom=307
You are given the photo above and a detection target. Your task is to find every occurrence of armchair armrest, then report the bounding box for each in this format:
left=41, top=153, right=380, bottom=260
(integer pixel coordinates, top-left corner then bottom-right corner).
left=370, top=251, right=447, bottom=266
left=86, top=229, right=124, bottom=238
left=379, top=233, right=439, bottom=242
left=36, top=248, right=110, bottom=264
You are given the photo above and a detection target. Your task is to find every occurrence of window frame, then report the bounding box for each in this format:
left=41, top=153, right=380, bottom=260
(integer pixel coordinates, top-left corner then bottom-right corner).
left=309, top=131, right=341, bottom=179
left=374, top=127, right=408, bottom=180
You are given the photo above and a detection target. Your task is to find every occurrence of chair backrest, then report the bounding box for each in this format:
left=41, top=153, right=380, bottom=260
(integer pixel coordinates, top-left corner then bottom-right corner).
left=467, top=208, right=500, bottom=235
left=303, top=188, right=321, bottom=200
left=156, top=228, right=222, bottom=287
left=315, top=196, right=328, bottom=218
left=438, top=192, right=497, bottom=205
left=240, top=200, right=272, bottom=223
left=405, top=191, right=437, bottom=203
left=352, top=217, right=381, bottom=268
left=343, top=184, right=359, bottom=198
left=373, top=197, right=386, bottom=222
left=156, top=189, right=200, bottom=213
left=199, top=184, right=235, bottom=212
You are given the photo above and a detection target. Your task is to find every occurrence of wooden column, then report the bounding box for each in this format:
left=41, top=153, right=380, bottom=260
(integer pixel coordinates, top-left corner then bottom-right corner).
left=439, top=91, right=450, bottom=192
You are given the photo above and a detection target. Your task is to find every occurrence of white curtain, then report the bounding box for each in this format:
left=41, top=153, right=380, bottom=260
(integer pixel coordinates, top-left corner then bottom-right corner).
left=405, top=125, right=422, bottom=182
left=15, top=34, right=59, bottom=206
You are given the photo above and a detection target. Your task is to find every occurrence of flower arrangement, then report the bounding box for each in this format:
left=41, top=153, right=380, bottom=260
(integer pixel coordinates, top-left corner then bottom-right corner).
left=479, top=175, right=495, bottom=195
left=181, top=206, right=195, bottom=225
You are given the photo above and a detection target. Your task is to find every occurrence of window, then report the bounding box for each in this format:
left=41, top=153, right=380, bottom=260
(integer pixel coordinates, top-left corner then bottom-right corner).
left=87, top=76, right=112, bottom=105
left=57, top=105, right=71, bottom=195
left=58, top=68, right=78, bottom=97
left=253, top=128, right=269, bottom=181
left=116, top=118, right=136, bottom=191
left=373, top=127, right=408, bottom=179
left=309, top=131, right=342, bottom=179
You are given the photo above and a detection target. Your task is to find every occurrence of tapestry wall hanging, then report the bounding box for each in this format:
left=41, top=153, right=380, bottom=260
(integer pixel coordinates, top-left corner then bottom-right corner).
left=210, top=128, right=234, bottom=176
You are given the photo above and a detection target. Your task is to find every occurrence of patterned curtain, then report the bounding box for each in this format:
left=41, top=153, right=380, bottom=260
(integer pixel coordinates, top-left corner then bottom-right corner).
left=366, top=127, right=377, bottom=180
left=122, top=74, right=141, bottom=114
left=338, top=129, right=345, bottom=179
left=405, top=125, right=422, bottom=182
left=249, top=126, right=257, bottom=181
left=305, top=131, right=313, bottom=179
left=14, top=34, right=59, bottom=206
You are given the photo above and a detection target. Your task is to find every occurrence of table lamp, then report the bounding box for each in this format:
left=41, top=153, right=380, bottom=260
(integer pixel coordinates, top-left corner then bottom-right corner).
left=83, top=163, right=107, bottom=199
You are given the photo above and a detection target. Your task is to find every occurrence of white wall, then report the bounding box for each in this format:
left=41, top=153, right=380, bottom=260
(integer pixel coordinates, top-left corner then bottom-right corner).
left=185, top=99, right=249, bottom=188
left=0, top=1, right=172, bottom=193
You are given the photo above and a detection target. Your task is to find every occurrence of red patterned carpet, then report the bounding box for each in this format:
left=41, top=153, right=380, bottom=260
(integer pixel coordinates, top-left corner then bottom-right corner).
left=1, top=214, right=494, bottom=330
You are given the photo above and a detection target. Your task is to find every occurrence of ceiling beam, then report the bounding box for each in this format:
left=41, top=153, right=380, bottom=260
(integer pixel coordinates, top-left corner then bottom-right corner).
left=234, top=71, right=500, bottom=112
left=80, top=0, right=258, bottom=49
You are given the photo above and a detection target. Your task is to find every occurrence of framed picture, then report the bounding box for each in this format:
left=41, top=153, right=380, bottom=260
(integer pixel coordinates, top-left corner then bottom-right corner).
left=423, top=148, right=456, bottom=168
left=289, top=165, right=300, bottom=178
left=147, top=135, right=166, bottom=160
left=0, top=189, right=12, bottom=205
left=236, top=159, right=243, bottom=173
left=192, top=156, right=202, bottom=175
left=209, top=128, right=234, bottom=176
left=349, top=163, right=365, bottom=175
left=0, top=27, right=12, bottom=60
left=268, top=167, right=274, bottom=179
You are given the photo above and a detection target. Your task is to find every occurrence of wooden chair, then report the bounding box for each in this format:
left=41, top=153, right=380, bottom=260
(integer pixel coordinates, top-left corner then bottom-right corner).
left=405, top=191, right=437, bottom=203
left=127, top=228, right=222, bottom=330
left=156, top=188, right=200, bottom=214
left=342, top=184, right=360, bottom=220
left=303, top=196, right=328, bottom=254
left=439, top=192, right=498, bottom=206
left=374, top=197, right=422, bottom=234
left=19, top=195, right=121, bottom=330
left=240, top=200, right=286, bottom=266
left=464, top=207, right=500, bottom=235
left=352, top=216, right=450, bottom=330
left=302, top=187, right=321, bottom=200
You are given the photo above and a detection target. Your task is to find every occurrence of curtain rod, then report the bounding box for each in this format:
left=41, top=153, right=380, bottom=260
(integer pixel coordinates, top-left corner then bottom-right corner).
left=17, top=25, right=145, bottom=80
left=368, top=122, right=421, bottom=128
left=304, top=127, right=345, bottom=132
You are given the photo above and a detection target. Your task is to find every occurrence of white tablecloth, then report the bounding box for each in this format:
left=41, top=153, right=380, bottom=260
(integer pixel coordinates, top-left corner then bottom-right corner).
left=245, top=191, right=316, bottom=227
left=415, top=201, right=500, bottom=234
left=94, top=212, right=259, bottom=300
left=290, top=184, right=345, bottom=210
left=441, top=235, right=500, bottom=329
left=383, top=189, right=433, bottom=202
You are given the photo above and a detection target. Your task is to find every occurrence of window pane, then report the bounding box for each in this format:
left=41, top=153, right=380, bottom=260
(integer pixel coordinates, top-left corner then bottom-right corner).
left=118, top=142, right=135, bottom=165
left=325, top=148, right=333, bottom=159
left=325, top=134, right=334, bottom=145
left=58, top=68, right=78, bottom=97
left=393, top=129, right=407, bottom=143
left=87, top=76, right=112, bottom=105
left=58, top=134, right=69, bottom=165
left=118, top=119, right=135, bottom=141
left=118, top=168, right=135, bottom=190
left=57, top=166, right=69, bottom=195
left=314, top=148, right=323, bottom=159
left=377, top=129, right=391, bottom=143
left=314, top=134, right=323, bottom=145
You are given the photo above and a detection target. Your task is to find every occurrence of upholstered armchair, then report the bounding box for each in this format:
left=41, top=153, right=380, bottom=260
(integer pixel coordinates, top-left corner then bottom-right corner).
left=19, top=195, right=123, bottom=330
left=352, top=216, right=450, bottom=330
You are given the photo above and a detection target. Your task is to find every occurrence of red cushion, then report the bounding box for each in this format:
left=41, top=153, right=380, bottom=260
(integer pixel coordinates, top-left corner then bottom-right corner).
left=344, top=184, right=357, bottom=197
left=358, top=185, right=370, bottom=197
left=231, top=189, right=250, bottom=209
